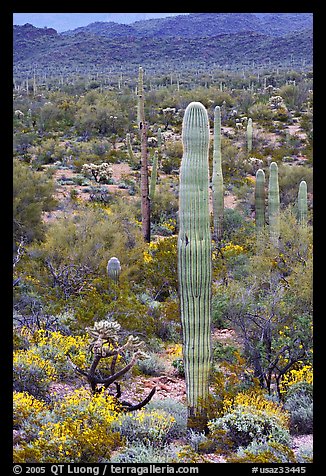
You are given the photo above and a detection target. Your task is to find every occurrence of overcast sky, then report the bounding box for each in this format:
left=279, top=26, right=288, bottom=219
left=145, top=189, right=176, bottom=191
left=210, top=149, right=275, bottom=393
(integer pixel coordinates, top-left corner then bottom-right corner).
left=13, top=13, right=190, bottom=31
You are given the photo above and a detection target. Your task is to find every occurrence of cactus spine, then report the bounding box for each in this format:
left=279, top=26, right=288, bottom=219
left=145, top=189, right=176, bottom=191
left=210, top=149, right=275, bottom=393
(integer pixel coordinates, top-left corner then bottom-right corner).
left=149, top=151, right=158, bottom=200
left=138, top=66, right=151, bottom=243
left=212, top=105, right=224, bottom=241
left=255, top=169, right=265, bottom=230
left=298, top=180, right=308, bottom=226
left=268, top=162, right=280, bottom=246
left=107, top=257, right=121, bottom=283
left=247, top=118, right=253, bottom=153
left=178, top=102, right=212, bottom=430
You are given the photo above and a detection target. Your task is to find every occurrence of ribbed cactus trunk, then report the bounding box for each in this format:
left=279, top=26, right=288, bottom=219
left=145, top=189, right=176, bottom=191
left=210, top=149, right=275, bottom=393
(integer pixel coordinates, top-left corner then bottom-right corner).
left=268, top=162, right=280, bottom=246
left=178, top=102, right=212, bottom=430
left=298, top=180, right=308, bottom=226
left=247, top=118, right=253, bottom=154
left=149, top=151, right=158, bottom=200
left=255, top=169, right=265, bottom=229
left=107, top=257, right=121, bottom=284
left=212, top=105, right=224, bottom=241
left=126, top=133, right=135, bottom=163
left=138, top=66, right=151, bottom=243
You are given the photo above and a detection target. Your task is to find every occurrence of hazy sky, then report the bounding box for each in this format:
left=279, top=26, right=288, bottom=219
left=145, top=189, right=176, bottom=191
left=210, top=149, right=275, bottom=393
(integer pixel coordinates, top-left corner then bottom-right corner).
left=13, top=13, right=189, bottom=31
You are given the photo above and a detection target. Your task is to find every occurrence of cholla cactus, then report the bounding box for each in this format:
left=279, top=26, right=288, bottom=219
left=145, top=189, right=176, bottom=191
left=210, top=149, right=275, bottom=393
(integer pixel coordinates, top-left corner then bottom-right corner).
left=87, top=319, right=121, bottom=355
left=82, top=163, right=113, bottom=183
left=107, top=257, right=121, bottom=283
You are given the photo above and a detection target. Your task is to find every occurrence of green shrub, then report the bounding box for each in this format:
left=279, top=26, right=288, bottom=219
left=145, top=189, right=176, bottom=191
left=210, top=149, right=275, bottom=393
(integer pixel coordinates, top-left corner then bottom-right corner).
left=113, top=408, right=177, bottom=447
left=147, top=399, right=188, bottom=438
left=136, top=352, right=166, bottom=376
left=227, top=440, right=297, bottom=463
left=110, top=442, right=179, bottom=463
left=208, top=405, right=290, bottom=449
left=283, top=382, right=313, bottom=435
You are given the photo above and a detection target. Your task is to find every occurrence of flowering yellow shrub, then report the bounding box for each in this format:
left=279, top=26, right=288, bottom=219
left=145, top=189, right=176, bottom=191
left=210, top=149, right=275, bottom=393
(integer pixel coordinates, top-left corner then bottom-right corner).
left=116, top=408, right=176, bottom=446
left=31, top=329, right=89, bottom=369
left=222, top=242, right=245, bottom=257
left=13, top=392, right=47, bottom=428
left=13, top=388, right=124, bottom=463
left=279, top=364, right=313, bottom=395
left=221, top=390, right=290, bottom=429
left=13, top=348, right=57, bottom=382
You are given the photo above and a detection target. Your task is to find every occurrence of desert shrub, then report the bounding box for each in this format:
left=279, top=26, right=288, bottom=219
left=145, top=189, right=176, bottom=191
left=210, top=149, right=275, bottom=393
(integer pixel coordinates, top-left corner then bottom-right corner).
left=146, top=399, right=188, bottom=438
left=227, top=440, right=297, bottom=463
left=13, top=388, right=123, bottom=463
left=136, top=352, right=166, bottom=376
left=113, top=408, right=176, bottom=447
left=13, top=348, right=57, bottom=401
left=208, top=390, right=290, bottom=449
left=278, top=164, right=313, bottom=208
left=172, top=358, right=185, bottom=377
left=211, top=290, right=230, bottom=328
left=283, top=382, right=313, bottom=435
left=110, top=442, right=180, bottom=463
left=295, top=441, right=313, bottom=463
left=13, top=159, right=56, bottom=244
left=161, top=141, right=182, bottom=174
left=213, top=342, right=238, bottom=364
left=13, top=391, right=48, bottom=429
left=141, top=236, right=178, bottom=300
left=29, top=329, right=89, bottom=380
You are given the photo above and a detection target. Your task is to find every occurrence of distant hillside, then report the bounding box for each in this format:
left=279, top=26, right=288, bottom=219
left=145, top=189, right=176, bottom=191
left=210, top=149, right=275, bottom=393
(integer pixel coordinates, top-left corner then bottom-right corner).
left=62, top=13, right=312, bottom=38
left=13, top=13, right=313, bottom=76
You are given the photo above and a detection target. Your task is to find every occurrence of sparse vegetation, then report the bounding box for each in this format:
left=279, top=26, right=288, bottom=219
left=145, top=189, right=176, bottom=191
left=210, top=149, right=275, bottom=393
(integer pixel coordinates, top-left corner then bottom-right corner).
left=13, top=12, right=313, bottom=465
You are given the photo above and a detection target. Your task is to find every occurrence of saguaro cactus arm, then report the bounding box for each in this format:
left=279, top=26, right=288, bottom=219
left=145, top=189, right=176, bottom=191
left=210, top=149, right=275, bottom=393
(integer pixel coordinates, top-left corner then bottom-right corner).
left=178, top=101, right=212, bottom=430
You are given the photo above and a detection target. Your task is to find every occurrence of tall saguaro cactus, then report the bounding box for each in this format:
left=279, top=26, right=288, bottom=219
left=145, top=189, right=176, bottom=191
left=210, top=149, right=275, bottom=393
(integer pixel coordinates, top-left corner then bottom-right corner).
left=247, top=118, right=253, bottom=153
left=298, top=180, right=308, bottom=226
left=255, top=169, right=266, bottom=230
left=212, top=105, right=224, bottom=241
left=178, top=102, right=212, bottom=430
left=268, top=162, right=280, bottom=246
left=138, top=66, right=151, bottom=243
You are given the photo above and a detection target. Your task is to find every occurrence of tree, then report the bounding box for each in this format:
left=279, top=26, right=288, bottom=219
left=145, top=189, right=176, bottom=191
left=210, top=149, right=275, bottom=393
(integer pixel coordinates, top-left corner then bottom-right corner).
left=13, top=160, right=56, bottom=246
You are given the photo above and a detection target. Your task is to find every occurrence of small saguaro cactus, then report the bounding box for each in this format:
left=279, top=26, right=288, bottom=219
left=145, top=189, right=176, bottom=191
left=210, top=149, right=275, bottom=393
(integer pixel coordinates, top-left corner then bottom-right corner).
left=247, top=118, right=253, bottom=153
left=255, top=169, right=266, bottom=230
left=298, top=180, right=308, bottom=226
left=149, top=151, right=158, bottom=200
left=268, top=162, right=280, bottom=246
left=107, top=257, right=121, bottom=283
left=126, top=133, right=135, bottom=163
left=212, top=105, right=224, bottom=241
left=178, top=101, right=212, bottom=430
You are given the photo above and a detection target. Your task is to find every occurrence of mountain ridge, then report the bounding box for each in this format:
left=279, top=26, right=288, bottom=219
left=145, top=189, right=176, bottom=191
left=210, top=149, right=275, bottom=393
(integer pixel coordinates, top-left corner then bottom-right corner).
left=13, top=14, right=313, bottom=75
